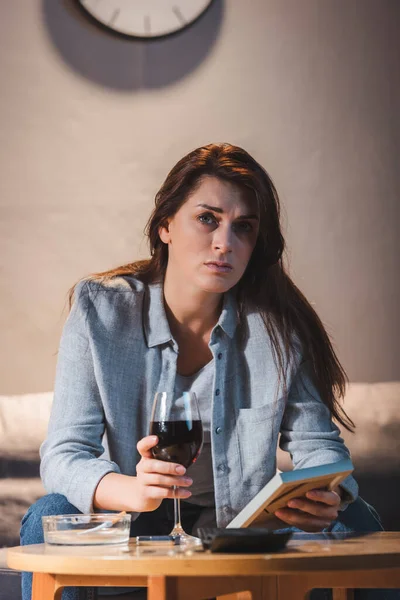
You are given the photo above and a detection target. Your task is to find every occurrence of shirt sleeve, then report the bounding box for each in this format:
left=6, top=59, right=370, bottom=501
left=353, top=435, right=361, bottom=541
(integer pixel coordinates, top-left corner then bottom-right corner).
left=40, top=281, right=121, bottom=514
left=279, top=359, right=358, bottom=509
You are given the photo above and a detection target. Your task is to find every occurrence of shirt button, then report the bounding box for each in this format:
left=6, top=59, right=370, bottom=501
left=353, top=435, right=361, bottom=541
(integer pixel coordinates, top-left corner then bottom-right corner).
left=215, top=389, right=220, bottom=396
left=217, top=463, right=227, bottom=473
left=217, top=352, right=223, bottom=360
left=223, top=506, right=230, bottom=514
left=215, top=426, right=222, bottom=434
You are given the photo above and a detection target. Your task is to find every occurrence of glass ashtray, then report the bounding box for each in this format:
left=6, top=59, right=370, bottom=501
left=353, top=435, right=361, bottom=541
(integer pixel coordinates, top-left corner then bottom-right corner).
left=42, top=513, right=131, bottom=545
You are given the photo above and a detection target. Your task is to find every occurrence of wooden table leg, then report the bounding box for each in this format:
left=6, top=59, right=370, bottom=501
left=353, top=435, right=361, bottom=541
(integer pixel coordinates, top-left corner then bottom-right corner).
left=216, top=577, right=263, bottom=600
left=147, top=575, right=249, bottom=600
left=32, top=573, right=63, bottom=600
left=276, top=575, right=311, bottom=600
left=217, top=576, right=278, bottom=600
left=147, top=575, right=277, bottom=600
left=147, top=576, right=177, bottom=600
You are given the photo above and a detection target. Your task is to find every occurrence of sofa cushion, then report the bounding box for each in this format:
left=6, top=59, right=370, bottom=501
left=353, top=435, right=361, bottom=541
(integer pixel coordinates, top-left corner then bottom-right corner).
left=0, top=392, right=53, bottom=460
left=339, top=382, right=400, bottom=472
left=0, top=479, right=45, bottom=547
left=277, top=381, right=400, bottom=473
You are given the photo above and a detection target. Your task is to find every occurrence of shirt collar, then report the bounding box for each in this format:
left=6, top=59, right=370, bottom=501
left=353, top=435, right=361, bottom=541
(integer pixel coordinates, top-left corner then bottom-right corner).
left=144, top=281, right=173, bottom=348
left=144, top=281, right=239, bottom=348
left=217, top=288, right=239, bottom=339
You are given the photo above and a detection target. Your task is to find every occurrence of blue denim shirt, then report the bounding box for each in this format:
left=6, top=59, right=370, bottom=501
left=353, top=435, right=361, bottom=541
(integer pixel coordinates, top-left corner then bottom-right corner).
left=40, top=276, right=358, bottom=527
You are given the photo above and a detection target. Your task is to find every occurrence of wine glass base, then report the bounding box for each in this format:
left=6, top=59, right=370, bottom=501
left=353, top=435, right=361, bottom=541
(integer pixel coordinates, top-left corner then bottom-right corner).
left=173, top=533, right=203, bottom=546
left=169, top=524, right=202, bottom=547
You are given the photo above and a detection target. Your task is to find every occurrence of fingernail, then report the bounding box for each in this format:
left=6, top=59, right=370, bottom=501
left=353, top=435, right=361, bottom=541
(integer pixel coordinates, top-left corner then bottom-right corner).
left=176, top=465, right=186, bottom=474
left=288, top=500, right=298, bottom=508
left=184, top=478, right=193, bottom=485
left=150, top=436, right=158, bottom=442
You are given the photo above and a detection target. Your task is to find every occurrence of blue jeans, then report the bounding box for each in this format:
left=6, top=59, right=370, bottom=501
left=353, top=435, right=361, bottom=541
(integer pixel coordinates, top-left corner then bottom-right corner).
left=20, top=495, right=398, bottom=600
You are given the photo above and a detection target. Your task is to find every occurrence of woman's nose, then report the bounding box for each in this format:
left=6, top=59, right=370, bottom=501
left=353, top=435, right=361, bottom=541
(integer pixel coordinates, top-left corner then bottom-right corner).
left=213, top=227, right=233, bottom=254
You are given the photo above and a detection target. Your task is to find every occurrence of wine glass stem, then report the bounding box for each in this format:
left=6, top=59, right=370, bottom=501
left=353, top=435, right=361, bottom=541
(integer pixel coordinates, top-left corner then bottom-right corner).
left=173, top=486, right=181, bottom=528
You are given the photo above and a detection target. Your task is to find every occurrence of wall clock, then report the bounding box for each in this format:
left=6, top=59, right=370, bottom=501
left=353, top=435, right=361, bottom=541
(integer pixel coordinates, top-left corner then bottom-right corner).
left=78, top=0, right=214, bottom=39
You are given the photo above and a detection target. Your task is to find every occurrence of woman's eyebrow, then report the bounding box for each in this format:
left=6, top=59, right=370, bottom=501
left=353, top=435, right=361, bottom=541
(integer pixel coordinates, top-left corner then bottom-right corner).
left=196, top=203, right=259, bottom=220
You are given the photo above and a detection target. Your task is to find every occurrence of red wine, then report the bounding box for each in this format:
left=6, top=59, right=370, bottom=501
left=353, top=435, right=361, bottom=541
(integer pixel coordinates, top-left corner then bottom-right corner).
left=150, top=420, right=203, bottom=469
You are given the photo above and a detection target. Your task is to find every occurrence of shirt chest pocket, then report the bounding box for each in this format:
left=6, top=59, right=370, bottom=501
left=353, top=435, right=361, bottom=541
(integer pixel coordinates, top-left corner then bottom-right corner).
left=236, top=403, right=279, bottom=488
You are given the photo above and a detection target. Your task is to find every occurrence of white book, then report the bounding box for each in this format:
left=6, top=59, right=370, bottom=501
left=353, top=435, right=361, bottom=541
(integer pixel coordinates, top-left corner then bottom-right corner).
left=227, top=458, right=354, bottom=529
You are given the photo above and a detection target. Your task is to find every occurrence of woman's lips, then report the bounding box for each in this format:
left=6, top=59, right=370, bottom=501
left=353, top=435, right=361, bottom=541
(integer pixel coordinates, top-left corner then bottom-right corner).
left=205, top=262, right=233, bottom=273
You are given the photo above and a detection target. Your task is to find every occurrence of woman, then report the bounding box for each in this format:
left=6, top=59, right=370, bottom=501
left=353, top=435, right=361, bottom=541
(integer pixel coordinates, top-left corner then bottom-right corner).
left=21, top=143, right=386, bottom=600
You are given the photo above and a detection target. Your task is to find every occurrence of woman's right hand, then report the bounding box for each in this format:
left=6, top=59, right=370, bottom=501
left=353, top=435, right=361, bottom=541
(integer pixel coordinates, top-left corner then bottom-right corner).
left=134, top=435, right=193, bottom=512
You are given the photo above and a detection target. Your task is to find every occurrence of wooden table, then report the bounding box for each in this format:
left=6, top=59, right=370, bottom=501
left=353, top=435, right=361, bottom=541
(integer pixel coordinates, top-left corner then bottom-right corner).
left=7, top=532, right=400, bottom=600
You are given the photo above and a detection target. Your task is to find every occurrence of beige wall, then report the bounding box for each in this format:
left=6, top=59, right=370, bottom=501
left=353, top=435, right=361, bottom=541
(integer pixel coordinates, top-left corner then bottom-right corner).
left=0, top=0, right=399, bottom=394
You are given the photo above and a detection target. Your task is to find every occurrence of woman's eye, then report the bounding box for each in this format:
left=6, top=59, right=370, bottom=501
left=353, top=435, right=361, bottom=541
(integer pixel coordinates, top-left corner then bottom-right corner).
left=198, top=213, right=217, bottom=225
left=234, top=221, right=253, bottom=233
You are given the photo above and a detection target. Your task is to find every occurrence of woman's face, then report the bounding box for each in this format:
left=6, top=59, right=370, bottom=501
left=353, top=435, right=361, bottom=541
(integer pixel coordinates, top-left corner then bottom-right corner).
left=159, top=176, right=260, bottom=294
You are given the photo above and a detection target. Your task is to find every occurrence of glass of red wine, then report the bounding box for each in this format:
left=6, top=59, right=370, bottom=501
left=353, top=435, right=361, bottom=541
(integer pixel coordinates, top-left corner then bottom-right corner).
left=150, top=391, right=203, bottom=546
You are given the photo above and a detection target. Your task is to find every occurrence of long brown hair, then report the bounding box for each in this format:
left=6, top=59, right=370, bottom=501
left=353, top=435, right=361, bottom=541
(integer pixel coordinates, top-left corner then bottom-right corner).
left=71, top=142, right=354, bottom=431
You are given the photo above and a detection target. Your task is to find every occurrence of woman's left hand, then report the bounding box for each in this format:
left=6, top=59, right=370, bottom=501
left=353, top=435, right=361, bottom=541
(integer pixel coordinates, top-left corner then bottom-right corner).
left=274, top=487, right=341, bottom=532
